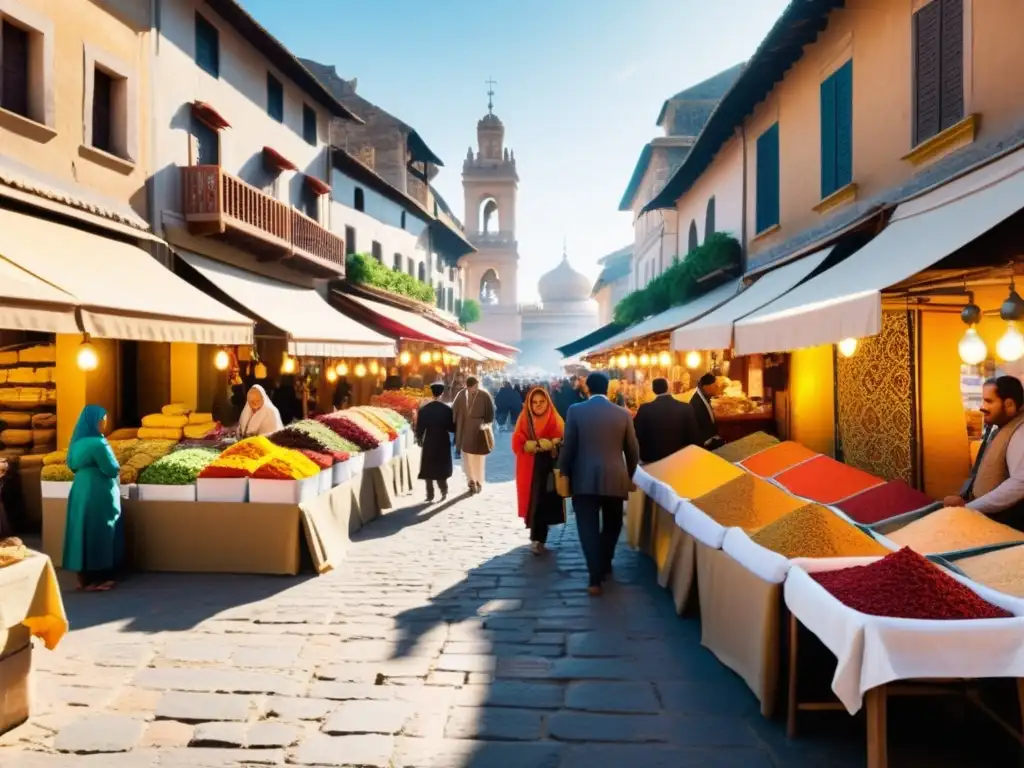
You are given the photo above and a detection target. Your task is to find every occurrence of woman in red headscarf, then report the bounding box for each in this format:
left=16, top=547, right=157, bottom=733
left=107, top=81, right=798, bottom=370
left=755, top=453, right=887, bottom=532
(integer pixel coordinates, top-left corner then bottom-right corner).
left=512, top=386, right=566, bottom=554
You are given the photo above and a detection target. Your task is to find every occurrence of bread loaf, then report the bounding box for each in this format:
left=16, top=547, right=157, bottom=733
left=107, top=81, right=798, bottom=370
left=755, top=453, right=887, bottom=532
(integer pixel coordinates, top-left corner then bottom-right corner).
left=0, top=412, right=31, bottom=429
left=187, top=412, right=213, bottom=425
left=183, top=423, right=216, bottom=439
left=0, top=429, right=33, bottom=447
left=32, top=428, right=56, bottom=446
left=161, top=403, right=190, bottom=416
left=137, top=427, right=183, bottom=441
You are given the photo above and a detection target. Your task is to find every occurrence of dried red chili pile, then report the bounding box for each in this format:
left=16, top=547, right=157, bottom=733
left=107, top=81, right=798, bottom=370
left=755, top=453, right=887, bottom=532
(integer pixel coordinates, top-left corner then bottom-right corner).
left=811, top=547, right=1012, bottom=620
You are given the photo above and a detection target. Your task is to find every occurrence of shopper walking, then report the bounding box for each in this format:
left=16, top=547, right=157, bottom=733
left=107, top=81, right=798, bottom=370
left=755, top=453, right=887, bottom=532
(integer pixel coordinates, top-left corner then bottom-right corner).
left=558, top=372, right=639, bottom=595
left=513, top=387, right=566, bottom=554
left=415, top=383, right=455, bottom=502
left=453, top=376, right=495, bottom=494
left=63, top=405, right=124, bottom=592
left=495, top=381, right=522, bottom=432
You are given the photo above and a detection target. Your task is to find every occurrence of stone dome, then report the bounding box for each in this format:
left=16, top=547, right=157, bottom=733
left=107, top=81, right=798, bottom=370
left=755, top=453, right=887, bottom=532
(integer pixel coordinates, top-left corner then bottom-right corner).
left=478, top=112, right=504, bottom=130
left=539, top=253, right=592, bottom=303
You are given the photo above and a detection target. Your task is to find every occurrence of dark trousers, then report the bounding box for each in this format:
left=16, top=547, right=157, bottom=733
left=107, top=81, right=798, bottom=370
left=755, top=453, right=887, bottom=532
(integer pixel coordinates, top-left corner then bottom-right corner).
left=572, top=495, right=624, bottom=586
left=531, top=517, right=549, bottom=544
left=425, top=479, right=448, bottom=499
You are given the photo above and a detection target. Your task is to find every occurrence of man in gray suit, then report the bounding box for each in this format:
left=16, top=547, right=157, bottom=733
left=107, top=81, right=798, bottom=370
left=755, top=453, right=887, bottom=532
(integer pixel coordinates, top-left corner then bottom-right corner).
left=558, top=372, right=640, bottom=595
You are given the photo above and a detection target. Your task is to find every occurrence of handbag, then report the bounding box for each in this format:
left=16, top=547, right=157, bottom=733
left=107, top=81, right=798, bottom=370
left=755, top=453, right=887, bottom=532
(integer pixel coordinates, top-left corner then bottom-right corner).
left=554, top=469, right=571, bottom=498
left=481, top=423, right=495, bottom=452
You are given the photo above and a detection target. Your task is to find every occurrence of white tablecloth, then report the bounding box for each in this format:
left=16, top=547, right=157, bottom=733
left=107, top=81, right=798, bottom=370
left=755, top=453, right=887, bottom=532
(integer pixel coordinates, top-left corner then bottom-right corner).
left=722, top=528, right=791, bottom=584
left=675, top=498, right=728, bottom=549
left=784, top=556, right=1024, bottom=714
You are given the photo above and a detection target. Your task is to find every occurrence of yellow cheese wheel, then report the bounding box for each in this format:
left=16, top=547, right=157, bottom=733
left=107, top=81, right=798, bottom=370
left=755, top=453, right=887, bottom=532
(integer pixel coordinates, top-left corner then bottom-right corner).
left=32, top=428, right=56, bottom=446
left=0, top=412, right=32, bottom=429
left=107, top=428, right=139, bottom=441
left=161, top=404, right=190, bottom=416
left=141, top=414, right=188, bottom=429
left=187, top=412, right=213, bottom=425
left=136, top=427, right=183, bottom=441
left=183, top=423, right=216, bottom=439
left=1, top=429, right=33, bottom=447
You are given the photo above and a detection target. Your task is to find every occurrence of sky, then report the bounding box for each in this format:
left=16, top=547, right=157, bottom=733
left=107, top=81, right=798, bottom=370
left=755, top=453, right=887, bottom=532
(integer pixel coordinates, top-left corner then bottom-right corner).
left=243, top=0, right=790, bottom=301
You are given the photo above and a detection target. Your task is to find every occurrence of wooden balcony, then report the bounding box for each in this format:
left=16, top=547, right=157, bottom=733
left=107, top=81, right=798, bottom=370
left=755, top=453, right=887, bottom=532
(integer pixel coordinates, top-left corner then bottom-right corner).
left=181, top=165, right=345, bottom=275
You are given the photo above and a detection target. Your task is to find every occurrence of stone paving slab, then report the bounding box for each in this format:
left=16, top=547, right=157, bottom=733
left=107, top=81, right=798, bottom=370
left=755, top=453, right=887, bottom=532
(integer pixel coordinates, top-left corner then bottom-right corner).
left=3, top=434, right=1017, bottom=767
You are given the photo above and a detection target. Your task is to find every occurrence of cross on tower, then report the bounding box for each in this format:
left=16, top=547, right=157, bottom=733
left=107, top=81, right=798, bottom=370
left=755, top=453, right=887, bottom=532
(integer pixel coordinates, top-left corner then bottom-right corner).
left=485, top=77, right=497, bottom=114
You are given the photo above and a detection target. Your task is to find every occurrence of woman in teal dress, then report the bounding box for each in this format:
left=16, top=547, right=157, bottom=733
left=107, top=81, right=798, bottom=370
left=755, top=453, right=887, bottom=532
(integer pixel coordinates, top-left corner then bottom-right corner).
left=63, top=405, right=123, bottom=592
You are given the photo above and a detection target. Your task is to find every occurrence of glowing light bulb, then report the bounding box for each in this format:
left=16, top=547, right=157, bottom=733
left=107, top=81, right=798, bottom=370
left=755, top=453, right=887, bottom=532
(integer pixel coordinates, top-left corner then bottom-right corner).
left=685, top=351, right=702, bottom=369
left=336, top=362, right=349, bottom=377
left=617, top=354, right=628, bottom=369
left=659, top=351, right=672, bottom=367
left=281, top=356, right=296, bottom=374
left=958, top=327, right=987, bottom=365
left=76, top=341, right=98, bottom=372
left=628, top=353, right=637, bottom=367
left=838, top=338, right=858, bottom=358
left=369, top=359, right=379, bottom=375
left=254, top=362, right=267, bottom=380
left=997, top=322, right=1024, bottom=362
left=326, top=367, right=338, bottom=383
left=399, top=351, right=411, bottom=365
left=214, top=349, right=230, bottom=371
left=432, top=351, right=441, bottom=362
left=639, top=353, right=650, bottom=366
left=420, top=351, right=432, bottom=364
left=354, top=363, right=367, bottom=378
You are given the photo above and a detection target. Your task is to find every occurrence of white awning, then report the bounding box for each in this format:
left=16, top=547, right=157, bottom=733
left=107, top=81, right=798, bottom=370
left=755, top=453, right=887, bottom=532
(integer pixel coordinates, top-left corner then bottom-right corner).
left=178, top=251, right=394, bottom=358
left=0, top=256, right=79, bottom=334
left=344, top=295, right=470, bottom=345
left=0, top=209, right=251, bottom=344
left=446, top=344, right=487, bottom=362
left=585, top=279, right=740, bottom=356
left=671, top=248, right=833, bottom=352
left=734, top=149, right=1024, bottom=355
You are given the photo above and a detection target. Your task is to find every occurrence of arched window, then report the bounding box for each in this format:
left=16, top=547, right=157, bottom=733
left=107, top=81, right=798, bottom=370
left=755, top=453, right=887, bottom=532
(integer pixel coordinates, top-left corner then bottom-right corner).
left=400, top=211, right=406, bottom=230
left=480, top=269, right=500, bottom=305
left=687, top=220, right=699, bottom=253
left=479, top=197, right=499, bottom=234
left=417, top=262, right=426, bottom=283
left=705, top=196, right=716, bottom=237
left=354, top=187, right=365, bottom=212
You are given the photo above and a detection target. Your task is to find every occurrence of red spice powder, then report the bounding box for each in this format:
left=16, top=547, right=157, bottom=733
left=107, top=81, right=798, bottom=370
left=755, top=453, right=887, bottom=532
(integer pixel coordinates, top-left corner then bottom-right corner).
left=740, top=441, right=819, bottom=478
left=811, top=547, right=1012, bottom=620
left=776, top=455, right=884, bottom=505
left=837, top=480, right=934, bottom=525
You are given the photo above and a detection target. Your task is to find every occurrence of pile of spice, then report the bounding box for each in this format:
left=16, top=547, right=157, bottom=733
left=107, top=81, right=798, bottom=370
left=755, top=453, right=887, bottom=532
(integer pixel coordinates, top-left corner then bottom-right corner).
left=713, top=432, right=780, bottom=464
left=811, top=547, right=1011, bottom=620
left=645, top=445, right=745, bottom=501
left=740, top=441, right=819, bottom=478
left=953, top=545, right=1024, bottom=598
left=775, top=455, right=884, bottom=505
left=837, top=480, right=935, bottom=525
left=751, top=503, right=891, bottom=559
left=691, top=473, right=804, bottom=530
left=887, top=506, right=1024, bottom=554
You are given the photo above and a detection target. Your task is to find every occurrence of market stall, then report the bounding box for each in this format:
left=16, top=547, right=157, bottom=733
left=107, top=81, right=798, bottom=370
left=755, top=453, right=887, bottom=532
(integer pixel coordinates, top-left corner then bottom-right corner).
left=39, top=403, right=419, bottom=576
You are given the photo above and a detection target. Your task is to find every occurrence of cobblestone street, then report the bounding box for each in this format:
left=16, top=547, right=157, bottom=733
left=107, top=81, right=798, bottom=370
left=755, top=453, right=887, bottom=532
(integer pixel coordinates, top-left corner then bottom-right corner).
left=0, top=434, right=1007, bottom=767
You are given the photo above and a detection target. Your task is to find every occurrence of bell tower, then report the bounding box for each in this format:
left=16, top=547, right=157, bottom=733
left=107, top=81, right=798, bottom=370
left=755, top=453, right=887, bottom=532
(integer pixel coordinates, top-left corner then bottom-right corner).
left=461, top=79, right=522, bottom=343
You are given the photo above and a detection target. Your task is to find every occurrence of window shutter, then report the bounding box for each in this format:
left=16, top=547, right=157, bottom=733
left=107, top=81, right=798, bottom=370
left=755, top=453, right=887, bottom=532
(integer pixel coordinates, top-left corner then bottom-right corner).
left=939, top=0, right=964, bottom=131
left=1, top=22, right=30, bottom=118
left=756, top=124, right=780, bottom=233
left=834, top=60, right=854, bottom=189
left=687, top=221, right=699, bottom=253
left=913, top=1, right=942, bottom=145
left=820, top=74, right=837, bottom=198
left=705, top=197, right=716, bottom=237
left=195, top=14, right=219, bottom=77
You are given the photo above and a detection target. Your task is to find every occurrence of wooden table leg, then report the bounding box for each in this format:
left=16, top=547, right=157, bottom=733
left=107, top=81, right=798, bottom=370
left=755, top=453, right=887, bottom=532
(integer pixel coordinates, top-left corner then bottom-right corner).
left=865, top=685, right=888, bottom=768
left=786, top=612, right=799, bottom=739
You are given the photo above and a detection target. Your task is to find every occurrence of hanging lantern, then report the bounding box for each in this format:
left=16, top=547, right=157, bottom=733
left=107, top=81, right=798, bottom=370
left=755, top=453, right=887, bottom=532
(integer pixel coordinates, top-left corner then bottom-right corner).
left=369, top=359, right=380, bottom=375
left=281, top=356, right=296, bottom=374
left=254, top=362, right=267, bottom=380
left=214, top=349, right=230, bottom=371
left=685, top=350, right=702, bottom=369
left=639, top=353, right=650, bottom=366
left=326, top=367, right=338, bottom=383
left=336, top=361, right=349, bottom=377
left=627, top=353, right=637, bottom=367
left=76, top=335, right=98, bottom=372
left=617, top=353, right=628, bottom=369
left=658, top=351, right=672, bottom=367
left=354, top=363, right=367, bottom=378
left=837, top=338, right=858, bottom=358
left=432, top=350, right=441, bottom=362
left=420, top=350, right=431, bottom=364
left=399, top=350, right=411, bottom=365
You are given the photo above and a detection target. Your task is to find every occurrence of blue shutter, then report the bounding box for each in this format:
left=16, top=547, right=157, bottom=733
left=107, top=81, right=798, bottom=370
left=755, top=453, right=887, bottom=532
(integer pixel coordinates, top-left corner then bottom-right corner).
left=834, top=60, right=853, bottom=190
left=820, top=75, right=837, bottom=198
left=195, top=14, right=219, bottom=77
left=756, top=124, right=780, bottom=233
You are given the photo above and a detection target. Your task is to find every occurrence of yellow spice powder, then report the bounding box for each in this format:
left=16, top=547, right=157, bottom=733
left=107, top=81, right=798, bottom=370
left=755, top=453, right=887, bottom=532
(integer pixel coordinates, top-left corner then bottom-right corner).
left=751, top=503, right=891, bottom=559
left=691, top=473, right=805, bottom=530
left=955, top=545, right=1024, bottom=598
left=887, top=506, right=1024, bottom=555
left=644, top=445, right=745, bottom=501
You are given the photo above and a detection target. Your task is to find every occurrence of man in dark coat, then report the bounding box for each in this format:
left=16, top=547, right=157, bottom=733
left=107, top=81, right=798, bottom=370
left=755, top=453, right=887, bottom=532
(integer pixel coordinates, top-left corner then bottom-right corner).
left=634, top=378, right=701, bottom=464
left=691, top=372, right=724, bottom=449
left=415, top=383, right=455, bottom=502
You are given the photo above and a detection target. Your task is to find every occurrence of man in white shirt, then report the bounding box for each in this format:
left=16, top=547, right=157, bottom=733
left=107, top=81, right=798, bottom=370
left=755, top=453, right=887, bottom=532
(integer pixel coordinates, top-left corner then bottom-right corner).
left=944, top=376, right=1024, bottom=529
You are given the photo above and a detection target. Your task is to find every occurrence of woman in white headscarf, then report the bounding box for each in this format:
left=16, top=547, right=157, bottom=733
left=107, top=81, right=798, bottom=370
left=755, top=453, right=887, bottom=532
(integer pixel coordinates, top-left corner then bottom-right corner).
left=238, top=385, right=284, bottom=437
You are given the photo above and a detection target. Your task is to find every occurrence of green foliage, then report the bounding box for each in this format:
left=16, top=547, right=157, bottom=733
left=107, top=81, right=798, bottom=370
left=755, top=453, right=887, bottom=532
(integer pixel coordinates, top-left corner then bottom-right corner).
left=613, top=232, right=741, bottom=326
left=458, top=298, right=482, bottom=327
left=346, top=253, right=435, bottom=304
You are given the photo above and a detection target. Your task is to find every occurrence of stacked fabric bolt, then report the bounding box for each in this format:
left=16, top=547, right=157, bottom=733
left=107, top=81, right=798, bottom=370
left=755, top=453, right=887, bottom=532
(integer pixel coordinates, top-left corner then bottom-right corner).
left=955, top=545, right=1024, bottom=597
left=887, top=507, right=1024, bottom=555
left=713, top=431, right=780, bottom=463
left=837, top=480, right=935, bottom=525
left=740, top=441, right=819, bottom=478
left=690, top=473, right=804, bottom=530
left=751, top=503, right=891, bottom=558
left=812, top=547, right=1011, bottom=620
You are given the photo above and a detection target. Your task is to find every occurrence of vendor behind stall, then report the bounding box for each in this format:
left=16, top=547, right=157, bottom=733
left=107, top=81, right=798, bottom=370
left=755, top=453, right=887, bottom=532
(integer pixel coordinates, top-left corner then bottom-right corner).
left=945, top=376, right=1024, bottom=529
left=239, top=385, right=284, bottom=437
left=692, top=373, right=724, bottom=449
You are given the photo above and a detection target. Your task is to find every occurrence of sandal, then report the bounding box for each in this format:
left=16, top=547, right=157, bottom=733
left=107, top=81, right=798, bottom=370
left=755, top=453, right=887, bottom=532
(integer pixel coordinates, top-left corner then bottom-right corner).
left=89, top=581, right=116, bottom=592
